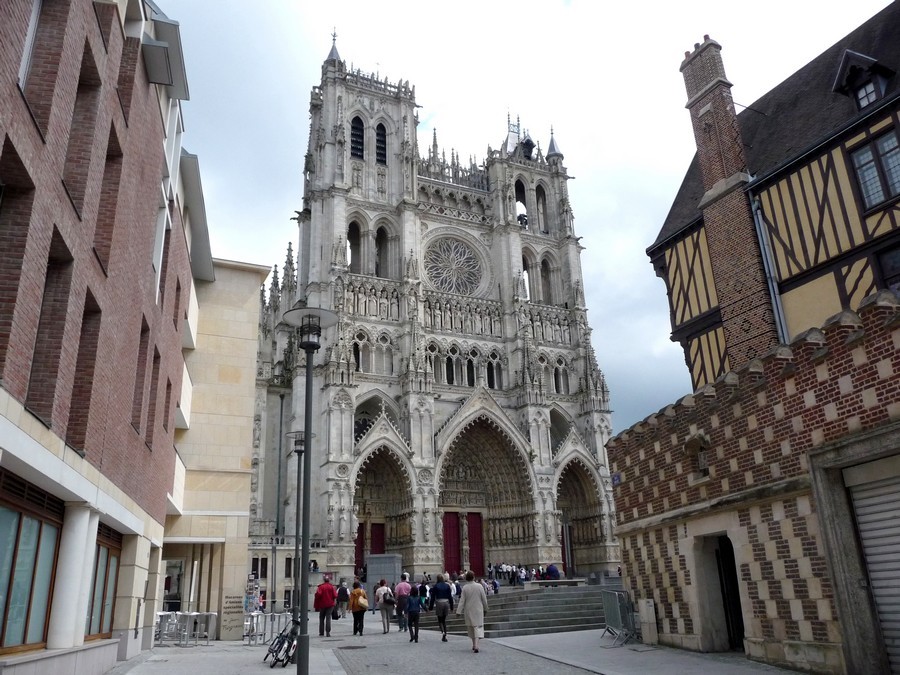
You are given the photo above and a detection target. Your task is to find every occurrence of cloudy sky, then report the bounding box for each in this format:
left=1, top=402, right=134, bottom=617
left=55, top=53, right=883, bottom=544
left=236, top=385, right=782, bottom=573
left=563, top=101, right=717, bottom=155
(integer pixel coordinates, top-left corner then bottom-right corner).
left=162, top=0, right=891, bottom=434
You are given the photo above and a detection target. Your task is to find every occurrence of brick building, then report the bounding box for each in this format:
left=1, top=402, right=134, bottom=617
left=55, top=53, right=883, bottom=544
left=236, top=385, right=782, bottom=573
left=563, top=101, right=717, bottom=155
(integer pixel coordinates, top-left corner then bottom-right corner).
left=0, top=0, right=263, bottom=671
left=609, top=5, right=900, bottom=674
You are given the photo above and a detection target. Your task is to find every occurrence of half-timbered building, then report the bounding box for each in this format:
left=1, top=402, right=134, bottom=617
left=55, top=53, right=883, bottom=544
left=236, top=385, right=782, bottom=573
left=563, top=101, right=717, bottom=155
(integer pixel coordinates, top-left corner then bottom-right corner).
left=607, top=5, right=900, bottom=674
left=648, top=3, right=900, bottom=390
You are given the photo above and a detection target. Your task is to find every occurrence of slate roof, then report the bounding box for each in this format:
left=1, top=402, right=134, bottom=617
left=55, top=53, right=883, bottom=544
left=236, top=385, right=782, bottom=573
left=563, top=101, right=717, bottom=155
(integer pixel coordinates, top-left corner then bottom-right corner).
left=649, top=2, right=900, bottom=256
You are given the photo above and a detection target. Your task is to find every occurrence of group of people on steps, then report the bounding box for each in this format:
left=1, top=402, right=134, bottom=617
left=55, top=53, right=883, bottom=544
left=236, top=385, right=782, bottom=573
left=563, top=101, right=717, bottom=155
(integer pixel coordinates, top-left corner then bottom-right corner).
left=312, top=570, right=489, bottom=652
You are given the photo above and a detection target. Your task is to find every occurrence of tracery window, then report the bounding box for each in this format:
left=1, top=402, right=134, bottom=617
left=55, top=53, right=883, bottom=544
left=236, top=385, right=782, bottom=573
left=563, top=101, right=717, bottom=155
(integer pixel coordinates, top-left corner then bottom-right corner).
left=424, top=238, right=482, bottom=295
left=486, top=351, right=502, bottom=390
left=553, top=357, right=570, bottom=394
left=352, top=332, right=394, bottom=375
left=466, top=349, right=478, bottom=386
left=541, top=259, right=553, bottom=304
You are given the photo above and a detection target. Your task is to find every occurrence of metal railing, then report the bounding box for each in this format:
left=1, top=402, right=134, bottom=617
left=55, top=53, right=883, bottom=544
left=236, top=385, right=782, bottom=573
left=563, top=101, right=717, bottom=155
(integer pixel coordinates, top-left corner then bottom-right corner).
left=599, top=589, right=636, bottom=646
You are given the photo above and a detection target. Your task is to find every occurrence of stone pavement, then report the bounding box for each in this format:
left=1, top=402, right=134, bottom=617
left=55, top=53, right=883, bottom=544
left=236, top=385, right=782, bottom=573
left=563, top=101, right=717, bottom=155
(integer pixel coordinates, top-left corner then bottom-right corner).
left=107, top=611, right=797, bottom=675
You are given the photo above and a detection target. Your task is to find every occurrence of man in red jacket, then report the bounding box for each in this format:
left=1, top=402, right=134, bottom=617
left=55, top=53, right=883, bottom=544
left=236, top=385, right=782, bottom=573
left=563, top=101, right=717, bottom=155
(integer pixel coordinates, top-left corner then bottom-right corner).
left=313, top=575, right=338, bottom=637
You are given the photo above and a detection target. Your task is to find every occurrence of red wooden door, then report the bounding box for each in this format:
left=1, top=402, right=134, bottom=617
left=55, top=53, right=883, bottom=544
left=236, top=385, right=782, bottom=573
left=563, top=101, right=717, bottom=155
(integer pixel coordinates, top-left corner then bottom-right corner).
left=467, top=512, right=484, bottom=577
left=443, top=512, right=460, bottom=574
left=370, top=523, right=385, bottom=554
left=355, top=523, right=365, bottom=571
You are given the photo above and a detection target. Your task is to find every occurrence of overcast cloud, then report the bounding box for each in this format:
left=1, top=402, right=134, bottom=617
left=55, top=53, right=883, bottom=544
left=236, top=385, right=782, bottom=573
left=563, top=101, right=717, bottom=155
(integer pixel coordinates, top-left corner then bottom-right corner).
left=162, top=0, right=891, bottom=434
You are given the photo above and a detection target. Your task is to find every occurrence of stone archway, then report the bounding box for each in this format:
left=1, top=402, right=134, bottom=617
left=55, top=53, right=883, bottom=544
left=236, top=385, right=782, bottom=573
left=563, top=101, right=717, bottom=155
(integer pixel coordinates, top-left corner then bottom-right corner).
left=438, top=417, right=536, bottom=576
left=353, top=446, right=413, bottom=572
left=557, top=459, right=605, bottom=576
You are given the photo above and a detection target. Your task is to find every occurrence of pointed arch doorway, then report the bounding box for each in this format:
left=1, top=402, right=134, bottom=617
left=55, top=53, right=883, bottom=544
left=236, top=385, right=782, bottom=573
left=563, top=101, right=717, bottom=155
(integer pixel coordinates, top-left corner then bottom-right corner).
left=438, top=417, right=536, bottom=576
left=557, top=459, right=605, bottom=576
left=353, top=447, right=413, bottom=572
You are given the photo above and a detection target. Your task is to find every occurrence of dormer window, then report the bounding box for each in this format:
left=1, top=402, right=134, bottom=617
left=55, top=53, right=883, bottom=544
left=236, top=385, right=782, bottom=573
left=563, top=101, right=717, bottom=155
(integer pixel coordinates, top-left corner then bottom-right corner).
left=856, top=81, right=878, bottom=109
left=832, top=49, right=894, bottom=111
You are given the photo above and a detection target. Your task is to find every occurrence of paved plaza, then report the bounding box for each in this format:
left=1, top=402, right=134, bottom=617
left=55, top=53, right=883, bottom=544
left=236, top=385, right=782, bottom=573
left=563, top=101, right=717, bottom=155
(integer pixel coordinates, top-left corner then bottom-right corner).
left=107, top=612, right=798, bottom=675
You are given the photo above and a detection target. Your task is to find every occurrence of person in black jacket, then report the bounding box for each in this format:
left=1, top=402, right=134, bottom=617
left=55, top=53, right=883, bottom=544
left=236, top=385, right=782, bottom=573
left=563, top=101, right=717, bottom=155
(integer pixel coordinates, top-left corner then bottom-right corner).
left=428, top=574, right=454, bottom=642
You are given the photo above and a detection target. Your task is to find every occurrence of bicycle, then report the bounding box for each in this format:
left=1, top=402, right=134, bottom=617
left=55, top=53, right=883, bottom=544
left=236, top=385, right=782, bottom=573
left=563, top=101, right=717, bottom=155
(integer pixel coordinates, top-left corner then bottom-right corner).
left=268, top=617, right=301, bottom=668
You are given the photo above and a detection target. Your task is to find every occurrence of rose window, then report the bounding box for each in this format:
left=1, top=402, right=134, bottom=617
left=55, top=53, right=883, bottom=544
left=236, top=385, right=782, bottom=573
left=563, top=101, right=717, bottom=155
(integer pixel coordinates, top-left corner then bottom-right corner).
left=424, top=238, right=483, bottom=295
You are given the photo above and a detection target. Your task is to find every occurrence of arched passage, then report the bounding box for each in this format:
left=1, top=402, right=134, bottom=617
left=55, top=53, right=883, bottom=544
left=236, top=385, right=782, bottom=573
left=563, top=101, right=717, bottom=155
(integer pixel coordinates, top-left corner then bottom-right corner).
left=438, top=417, right=536, bottom=576
left=353, top=447, right=413, bottom=572
left=556, top=459, right=604, bottom=576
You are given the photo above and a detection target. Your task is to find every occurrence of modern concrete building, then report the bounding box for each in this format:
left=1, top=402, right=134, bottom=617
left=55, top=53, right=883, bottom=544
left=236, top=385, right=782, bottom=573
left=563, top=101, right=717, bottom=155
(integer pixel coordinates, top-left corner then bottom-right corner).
left=250, top=40, right=619, bottom=607
left=609, top=5, right=900, bottom=674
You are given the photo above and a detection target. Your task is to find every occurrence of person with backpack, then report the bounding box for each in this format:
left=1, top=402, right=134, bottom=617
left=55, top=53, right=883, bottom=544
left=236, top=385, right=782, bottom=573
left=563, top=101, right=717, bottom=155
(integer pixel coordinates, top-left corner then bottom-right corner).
left=405, top=585, right=426, bottom=643
left=374, top=578, right=395, bottom=634
left=337, top=581, right=350, bottom=618
left=313, top=575, right=338, bottom=637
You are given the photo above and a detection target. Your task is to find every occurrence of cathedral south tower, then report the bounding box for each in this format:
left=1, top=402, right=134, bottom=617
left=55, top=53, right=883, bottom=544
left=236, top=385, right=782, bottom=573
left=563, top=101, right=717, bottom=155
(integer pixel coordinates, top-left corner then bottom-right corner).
left=252, top=41, right=617, bottom=599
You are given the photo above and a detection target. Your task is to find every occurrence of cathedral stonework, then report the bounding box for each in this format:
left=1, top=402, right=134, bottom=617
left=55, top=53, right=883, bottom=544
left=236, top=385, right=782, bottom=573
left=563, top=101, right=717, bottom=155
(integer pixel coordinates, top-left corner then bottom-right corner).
left=252, top=41, right=618, bottom=592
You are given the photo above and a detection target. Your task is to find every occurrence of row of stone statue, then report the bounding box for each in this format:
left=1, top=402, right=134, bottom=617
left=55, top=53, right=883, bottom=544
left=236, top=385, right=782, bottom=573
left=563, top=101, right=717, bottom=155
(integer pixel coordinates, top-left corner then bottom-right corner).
left=336, top=280, right=581, bottom=346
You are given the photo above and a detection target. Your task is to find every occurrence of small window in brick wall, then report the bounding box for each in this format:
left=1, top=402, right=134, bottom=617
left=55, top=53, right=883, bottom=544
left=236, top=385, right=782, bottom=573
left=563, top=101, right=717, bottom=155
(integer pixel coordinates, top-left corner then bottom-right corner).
left=684, top=433, right=711, bottom=483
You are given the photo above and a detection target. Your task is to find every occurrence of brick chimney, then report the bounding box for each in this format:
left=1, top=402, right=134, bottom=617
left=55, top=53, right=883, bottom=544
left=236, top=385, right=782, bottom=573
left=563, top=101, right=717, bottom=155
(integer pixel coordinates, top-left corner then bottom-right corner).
left=681, top=36, right=779, bottom=372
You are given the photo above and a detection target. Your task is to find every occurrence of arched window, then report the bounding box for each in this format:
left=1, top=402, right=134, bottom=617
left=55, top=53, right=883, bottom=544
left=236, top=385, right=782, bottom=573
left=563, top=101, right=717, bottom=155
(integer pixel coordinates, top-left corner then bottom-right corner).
left=466, top=349, right=478, bottom=386
left=541, top=259, right=553, bottom=304
left=375, top=226, right=389, bottom=278
left=536, top=185, right=549, bottom=233
left=354, top=331, right=372, bottom=372
left=486, top=352, right=502, bottom=390
left=427, top=343, right=440, bottom=383
left=515, top=179, right=528, bottom=228
left=350, top=117, right=364, bottom=159
left=376, top=123, right=387, bottom=165
left=521, top=256, right=531, bottom=301
left=348, top=221, right=362, bottom=274
left=445, top=356, right=454, bottom=385
left=554, top=357, right=570, bottom=394
left=375, top=334, right=393, bottom=375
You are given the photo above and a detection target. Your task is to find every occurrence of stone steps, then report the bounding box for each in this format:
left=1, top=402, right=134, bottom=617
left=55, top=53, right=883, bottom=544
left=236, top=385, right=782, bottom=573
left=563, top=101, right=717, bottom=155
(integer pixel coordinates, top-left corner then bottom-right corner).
left=418, top=585, right=608, bottom=639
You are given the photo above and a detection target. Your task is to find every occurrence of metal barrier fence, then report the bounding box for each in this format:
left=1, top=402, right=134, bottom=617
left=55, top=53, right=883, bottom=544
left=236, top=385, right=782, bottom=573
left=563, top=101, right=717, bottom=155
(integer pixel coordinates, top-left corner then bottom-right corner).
left=244, top=611, right=297, bottom=644
left=600, top=589, right=636, bottom=646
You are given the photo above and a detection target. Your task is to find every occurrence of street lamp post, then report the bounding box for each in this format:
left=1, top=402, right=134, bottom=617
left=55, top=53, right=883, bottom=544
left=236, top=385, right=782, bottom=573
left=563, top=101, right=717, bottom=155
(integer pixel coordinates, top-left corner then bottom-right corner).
left=282, top=304, right=337, bottom=675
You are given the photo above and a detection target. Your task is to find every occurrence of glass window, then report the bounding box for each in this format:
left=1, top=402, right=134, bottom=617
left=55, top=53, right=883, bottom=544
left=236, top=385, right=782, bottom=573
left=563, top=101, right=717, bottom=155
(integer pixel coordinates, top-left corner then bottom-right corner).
left=85, top=537, right=120, bottom=639
left=852, top=130, right=900, bottom=209
left=878, top=246, right=900, bottom=292
left=856, top=81, right=877, bottom=109
left=0, top=505, right=59, bottom=651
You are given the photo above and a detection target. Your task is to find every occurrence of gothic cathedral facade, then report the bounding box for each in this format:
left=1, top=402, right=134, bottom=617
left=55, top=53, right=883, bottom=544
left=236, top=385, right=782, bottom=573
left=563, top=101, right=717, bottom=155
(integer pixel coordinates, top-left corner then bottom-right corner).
left=251, top=43, right=617, bottom=596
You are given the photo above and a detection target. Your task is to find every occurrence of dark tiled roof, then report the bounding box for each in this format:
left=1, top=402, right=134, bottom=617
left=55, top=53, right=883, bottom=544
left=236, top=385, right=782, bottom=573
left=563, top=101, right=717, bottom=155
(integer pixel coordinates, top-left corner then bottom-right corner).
left=649, top=1, right=900, bottom=255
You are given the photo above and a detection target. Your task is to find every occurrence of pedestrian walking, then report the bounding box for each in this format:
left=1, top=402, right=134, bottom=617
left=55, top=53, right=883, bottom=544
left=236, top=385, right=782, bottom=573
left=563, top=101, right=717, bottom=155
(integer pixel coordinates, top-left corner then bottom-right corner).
left=349, top=581, right=368, bottom=636
left=313, top=575, right=337, bottom=637
left=337, top=581, right=350, bottom=618
left=394, top=572, right=412, bottom=632
left=375, top=578, right=395, bottom=633
left=428, top=573, right=454, bottom=642
left=405, top=585, right=425, bottom=643
left=456, top=570, right=488, bottom=653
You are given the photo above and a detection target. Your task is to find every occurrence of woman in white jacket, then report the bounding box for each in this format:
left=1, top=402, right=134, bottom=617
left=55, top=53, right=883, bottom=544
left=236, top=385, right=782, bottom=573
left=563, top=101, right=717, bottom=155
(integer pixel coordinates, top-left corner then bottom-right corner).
left=455, top=571, right=488, bottom=653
